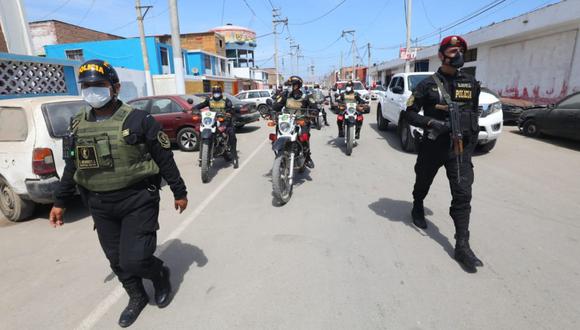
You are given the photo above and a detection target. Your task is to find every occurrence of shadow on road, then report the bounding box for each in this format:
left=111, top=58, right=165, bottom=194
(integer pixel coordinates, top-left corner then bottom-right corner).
left=236, top=125, right=261, bottom=134
left=368, top=122, right=406, bottom=152
left=368, top=197, right=455, bottom=257
left=139, top=239, right=208, bottom=303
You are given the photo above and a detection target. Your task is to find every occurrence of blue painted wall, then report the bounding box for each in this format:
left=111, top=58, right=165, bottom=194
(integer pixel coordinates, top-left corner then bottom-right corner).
left=185, top=52, right=224, bottom=76
left=44, top=37, right=186, bottom=75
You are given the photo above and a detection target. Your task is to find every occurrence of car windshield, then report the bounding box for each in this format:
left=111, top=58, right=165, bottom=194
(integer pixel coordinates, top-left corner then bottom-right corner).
left=178, top=95, right=204, bottom=104
left=42, top=101, right=87, bottom=137
left=353, top=82, right=365, bottom=90
left=408, top=75, right=430, bottom=92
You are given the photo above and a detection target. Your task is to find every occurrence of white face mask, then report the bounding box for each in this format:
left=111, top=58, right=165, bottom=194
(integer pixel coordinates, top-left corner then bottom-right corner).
left=82, top=86, right=112, bottom=108
left=213, top=93, right=222, bottom=99
left=346, top=87, right=352, bottom=92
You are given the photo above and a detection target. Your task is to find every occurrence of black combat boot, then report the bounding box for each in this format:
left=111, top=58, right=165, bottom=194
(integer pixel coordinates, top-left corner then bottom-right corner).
left=305, top=154, right=315, bottom=169
left=119, top=281, right=149, bottom=328
left=152, top=266, right=172, bottom=308
left=355, top=127, right=361, bottom=140
left=411, top=200, right=427, bottom=229
left=454, top=231, right=484, bottom=273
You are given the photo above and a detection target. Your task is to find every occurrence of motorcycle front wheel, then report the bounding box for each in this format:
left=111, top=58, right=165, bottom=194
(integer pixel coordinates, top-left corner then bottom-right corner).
left=346, top=124, right=354, bottom=156
left=201, top=139, right=212, bottom=183
left=272, top=152, right=293, bottom=205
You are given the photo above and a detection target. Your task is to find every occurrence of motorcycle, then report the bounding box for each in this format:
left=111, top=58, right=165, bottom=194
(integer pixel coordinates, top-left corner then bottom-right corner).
left=339, top=101, right=360, bottom=156
left=199, top=110, right=238, bottom=183
left=268, top=109, right=310, bottom=205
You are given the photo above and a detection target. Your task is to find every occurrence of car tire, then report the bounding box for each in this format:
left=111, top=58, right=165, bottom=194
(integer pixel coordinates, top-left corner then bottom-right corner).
left=478, top=140, right=497, bottom=153
left=399, top=119, right=417, bottom=153
left=0, top=177, right=35, bottom=222
left=522, top=119, right=540, bottom=137
left=258, top=104, right=269, bottom=118
left=376, top=104, right=389, bottom=131
left=177, top=127, right=200, bottom=152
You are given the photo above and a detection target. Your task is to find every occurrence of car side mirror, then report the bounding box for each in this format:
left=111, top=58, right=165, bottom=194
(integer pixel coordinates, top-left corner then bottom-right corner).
left=186, top=98, right=194, bottom=104
left=266, top=99, right=273, bottom=106
left=392, top=86, right=403, bottom=94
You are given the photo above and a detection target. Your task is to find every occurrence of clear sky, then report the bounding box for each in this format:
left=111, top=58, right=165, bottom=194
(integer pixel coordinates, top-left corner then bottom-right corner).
left=24, top=0, right=561, bottom=79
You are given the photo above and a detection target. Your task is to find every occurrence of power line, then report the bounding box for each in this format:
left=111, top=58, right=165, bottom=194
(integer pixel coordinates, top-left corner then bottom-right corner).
left=290, top=0, right=347, bottom=26
left=108, top=6, right=169, bottom=33
left=419, top=0, right=437, bottom=29
left=415, top=0, right=507, bottom=42
left=242, top=0, right=270, bottom=27
left=38, top=0, right=73, bottom=20
left=78, top=0, right=97, bottom=25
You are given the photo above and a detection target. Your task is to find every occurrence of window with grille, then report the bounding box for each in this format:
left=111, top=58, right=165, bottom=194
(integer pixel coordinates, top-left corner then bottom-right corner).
left=465, top=48, right=478, bottom=62
left=65, top=49, right=84, bottom=61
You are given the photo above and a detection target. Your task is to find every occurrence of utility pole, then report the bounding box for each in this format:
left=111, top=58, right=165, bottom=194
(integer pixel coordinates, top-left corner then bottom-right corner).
left=342, top=30, right=355, bottom=80
left=290, top=43, right=299, bottom=75
left=339, top=50, right=343, bottom=80
left=404, top=0, right=413, bottom=73
left=136, top=0, right=155, bottom=96
left=272, top=9, right=288, bottom=88
left=367, top=42, right=371, bottom=87
left=169, top=0, right=185, bottom=94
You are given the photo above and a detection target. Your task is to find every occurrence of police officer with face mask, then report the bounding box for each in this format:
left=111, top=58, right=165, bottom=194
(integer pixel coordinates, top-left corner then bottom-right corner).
left=49, top=60, right=188, bottom=327
left=272, top=75, right=317, bottom=168
left=402, top=36, right=483, bottom=273
left=337, top=80, right=367, bottom=139
left=194, top=86, right=238, bottom=165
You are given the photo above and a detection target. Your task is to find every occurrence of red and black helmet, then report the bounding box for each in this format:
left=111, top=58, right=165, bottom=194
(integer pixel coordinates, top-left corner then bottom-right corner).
left=439, top=35, right=468, bottom=53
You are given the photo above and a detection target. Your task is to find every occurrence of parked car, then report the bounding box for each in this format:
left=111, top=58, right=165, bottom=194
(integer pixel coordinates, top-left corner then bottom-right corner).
left=374, top=71, right=503, bottom=153
left=235, top=89, right=273, bottom=116
left=195, top=93, right=260, bottom=128
left=0, top=96, right=86, bottom=221
left=500, top=97, right=535, bottom=125
left=518, top=91, right=580, bottom=141
left=127, top=94, right=204, bottom=152
left=369, top=85, right=388, bottom=101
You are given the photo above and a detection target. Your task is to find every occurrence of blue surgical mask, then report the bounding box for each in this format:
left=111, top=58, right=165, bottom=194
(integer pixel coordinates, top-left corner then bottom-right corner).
left=82, top=87, right=111, bottom=108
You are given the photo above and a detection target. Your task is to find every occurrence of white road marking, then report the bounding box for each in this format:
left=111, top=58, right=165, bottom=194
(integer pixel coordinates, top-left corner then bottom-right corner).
left=75, top=139, right=269, bottom=330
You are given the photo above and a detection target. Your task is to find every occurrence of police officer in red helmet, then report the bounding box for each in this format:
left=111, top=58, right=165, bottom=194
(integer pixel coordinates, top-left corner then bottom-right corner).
left=402, top=36, right=484, bottom=273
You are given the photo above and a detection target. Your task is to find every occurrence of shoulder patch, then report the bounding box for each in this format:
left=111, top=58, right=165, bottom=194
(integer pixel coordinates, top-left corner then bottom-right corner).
left=157, top=131, right=170, bottom=149
left=406, top=95, right=415, bottom=107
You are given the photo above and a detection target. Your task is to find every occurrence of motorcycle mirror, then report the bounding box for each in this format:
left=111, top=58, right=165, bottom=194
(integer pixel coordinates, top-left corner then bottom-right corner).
left=186, top=98, right=194, bottom=104
left=266, top=99, right=273, bottom=106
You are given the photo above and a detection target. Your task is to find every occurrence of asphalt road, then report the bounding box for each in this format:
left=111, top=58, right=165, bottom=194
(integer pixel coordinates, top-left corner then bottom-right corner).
left=1, top=112, right=580, bottom=330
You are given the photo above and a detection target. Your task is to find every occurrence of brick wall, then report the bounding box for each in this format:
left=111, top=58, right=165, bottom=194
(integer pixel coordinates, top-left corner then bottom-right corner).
left=53, top=21, right=122, bottom=44
left=177, top=32, right=226, bottom=57
left=0, top=25, right=8, bottom=52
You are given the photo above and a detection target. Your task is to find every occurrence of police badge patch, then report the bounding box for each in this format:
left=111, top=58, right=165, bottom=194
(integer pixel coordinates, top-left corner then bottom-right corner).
left=406, top=95, right=415, bottom=107
left=157, top=131, right=171, bottom=149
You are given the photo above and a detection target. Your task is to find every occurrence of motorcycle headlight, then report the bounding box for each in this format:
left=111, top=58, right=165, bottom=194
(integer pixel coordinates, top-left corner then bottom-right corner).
left=279, top=121, right=292, bottom=134
left=481, top=102, right=502, bottom=118
left=202, top=117, right=214, bottom=126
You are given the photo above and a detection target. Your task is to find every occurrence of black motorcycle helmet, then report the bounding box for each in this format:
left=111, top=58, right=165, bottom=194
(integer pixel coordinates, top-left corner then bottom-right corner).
left=78, top=59, right=119, bottom=89
left=211, top=85, right=223, bottom=100
left=345, top=80, right=354, bottom=93
left=287, top=76, right=303, bottom=99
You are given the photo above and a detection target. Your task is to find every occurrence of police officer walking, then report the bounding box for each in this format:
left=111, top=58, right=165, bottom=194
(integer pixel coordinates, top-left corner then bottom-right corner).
left=49, top=60, right=188, bottom=327
left=402, top=36, right=484, bottom=273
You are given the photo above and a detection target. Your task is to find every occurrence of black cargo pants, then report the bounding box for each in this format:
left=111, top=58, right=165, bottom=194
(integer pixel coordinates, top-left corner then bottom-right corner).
left=412, top=134, right=477, bottom=233
left=85, top=185, right=164, bottom=286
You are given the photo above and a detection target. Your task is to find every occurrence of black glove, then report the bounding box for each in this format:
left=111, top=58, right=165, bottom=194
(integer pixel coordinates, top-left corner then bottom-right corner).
left=427, top=119, right=450, bottom=139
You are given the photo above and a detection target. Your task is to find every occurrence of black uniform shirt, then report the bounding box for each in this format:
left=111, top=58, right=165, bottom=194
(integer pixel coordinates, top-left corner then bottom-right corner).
left=53, top=101, right=188, bottom=207
left=404, top=68, right=480, bottom=129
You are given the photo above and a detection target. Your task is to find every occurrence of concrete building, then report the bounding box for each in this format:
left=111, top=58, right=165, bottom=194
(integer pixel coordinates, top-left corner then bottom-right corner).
left=44, top=37, right=183, bottom=75
left=158, top=31, right=226, bottom=57
left=369, top=0, right=580, bottom=104
left=232, top=67, right=269, bottom=90
left=182, top=49, right=236, bottom=94
left=332, top=66, right=368, bottom=85
left=263, top=67, right=284, bottom=88
left=211, top=24, right=256, bottom=68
